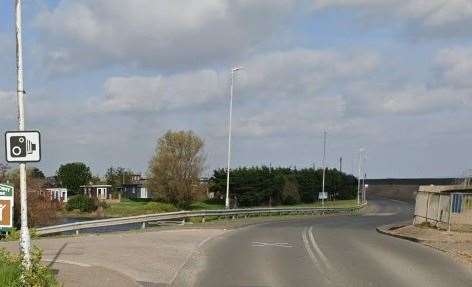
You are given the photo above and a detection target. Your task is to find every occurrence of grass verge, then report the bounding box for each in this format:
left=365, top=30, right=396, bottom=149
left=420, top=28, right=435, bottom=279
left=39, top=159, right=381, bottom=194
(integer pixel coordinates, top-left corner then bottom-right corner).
left=0, top=247, right=58, bottom=287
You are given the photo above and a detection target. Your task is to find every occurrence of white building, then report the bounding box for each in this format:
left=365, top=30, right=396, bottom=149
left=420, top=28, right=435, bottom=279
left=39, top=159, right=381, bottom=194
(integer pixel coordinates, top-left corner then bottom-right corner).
left=45, top=188, right=68, bottom=202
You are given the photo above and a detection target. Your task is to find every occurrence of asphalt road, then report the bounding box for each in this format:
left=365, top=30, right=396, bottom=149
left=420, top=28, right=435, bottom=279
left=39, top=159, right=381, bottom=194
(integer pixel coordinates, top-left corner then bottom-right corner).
left=175, top=199, right=472, bottom=287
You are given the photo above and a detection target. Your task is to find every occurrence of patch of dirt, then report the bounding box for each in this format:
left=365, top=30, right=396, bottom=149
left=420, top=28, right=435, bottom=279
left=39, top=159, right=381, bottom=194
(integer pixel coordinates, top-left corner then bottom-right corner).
left=392, top=225, right=472, bottom=265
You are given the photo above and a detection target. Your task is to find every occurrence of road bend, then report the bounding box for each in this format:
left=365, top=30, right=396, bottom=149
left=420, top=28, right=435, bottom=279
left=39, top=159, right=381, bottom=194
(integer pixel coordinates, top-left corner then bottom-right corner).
left=175, top=199, right=472, bottom=287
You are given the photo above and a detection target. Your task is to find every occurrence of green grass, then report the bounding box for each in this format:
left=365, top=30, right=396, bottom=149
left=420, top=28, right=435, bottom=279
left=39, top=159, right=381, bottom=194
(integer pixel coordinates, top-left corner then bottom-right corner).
left=188, top=201, right=225, bottom=210
left=104, top=199, right=224, bottom=217
left=104, top=199, right=178, bottom=217
left=0, top=261, right=21, bottom=287
left=283, top=199, right=358, bottom=209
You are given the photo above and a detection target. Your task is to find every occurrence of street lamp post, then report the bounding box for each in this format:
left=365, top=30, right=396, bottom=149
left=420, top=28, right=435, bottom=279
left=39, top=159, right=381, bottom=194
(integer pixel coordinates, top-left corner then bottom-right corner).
left=15, top=0, right=31, bottom=269
left=357, top=148, right=364, bottom=206
left=321, top=130, right=327, bottom=208
left=225, top=67, right=241, bottom=209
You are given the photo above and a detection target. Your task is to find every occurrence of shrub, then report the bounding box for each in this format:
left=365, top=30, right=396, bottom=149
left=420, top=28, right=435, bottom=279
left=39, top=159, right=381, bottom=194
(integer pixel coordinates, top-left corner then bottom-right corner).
left=66, top=195, right=98, bottom=212
left=0, top=247, right=59, bottom=287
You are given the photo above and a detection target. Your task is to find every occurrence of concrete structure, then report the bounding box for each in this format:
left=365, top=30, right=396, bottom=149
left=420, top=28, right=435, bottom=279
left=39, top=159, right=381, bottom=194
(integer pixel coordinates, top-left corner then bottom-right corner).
left=81, top=184, right=112, bottom=200
left=44, top=188, right=68, bottom=202
left=414, top=184, right=472, bottom=230
left=120, top=175, right=150, bottom=199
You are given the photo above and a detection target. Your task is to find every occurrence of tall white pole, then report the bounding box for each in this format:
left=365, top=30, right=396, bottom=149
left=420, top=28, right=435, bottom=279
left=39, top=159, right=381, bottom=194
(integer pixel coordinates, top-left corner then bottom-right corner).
left=321, top=130, right=326, bottom=207
left=15, top=0, right=31, bottom=269
left=225, top=68, right=240, bottom=209
left=357, top=148, right=363, bottom=206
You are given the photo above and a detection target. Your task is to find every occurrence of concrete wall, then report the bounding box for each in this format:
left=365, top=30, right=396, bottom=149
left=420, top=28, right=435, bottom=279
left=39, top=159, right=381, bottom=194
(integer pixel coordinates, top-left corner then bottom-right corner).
left=413, top=191, right=451, bottom=226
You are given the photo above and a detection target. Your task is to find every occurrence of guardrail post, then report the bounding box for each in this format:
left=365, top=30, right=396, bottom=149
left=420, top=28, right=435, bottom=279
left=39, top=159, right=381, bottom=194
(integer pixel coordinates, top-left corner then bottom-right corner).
left=141, top=222, right=146, bottom=230
left=181, top=219, right=185, bottom=225
left=232, top=215, right=235, bottom=220
left=75, top=229, right=79, bottom=236
left=201, top=217, right=206, bottom=223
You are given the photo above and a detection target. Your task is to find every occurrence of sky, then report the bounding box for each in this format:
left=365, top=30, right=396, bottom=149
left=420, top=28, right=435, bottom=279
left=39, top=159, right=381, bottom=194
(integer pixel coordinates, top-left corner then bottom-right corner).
left=1, top=0, right=472, bottom=179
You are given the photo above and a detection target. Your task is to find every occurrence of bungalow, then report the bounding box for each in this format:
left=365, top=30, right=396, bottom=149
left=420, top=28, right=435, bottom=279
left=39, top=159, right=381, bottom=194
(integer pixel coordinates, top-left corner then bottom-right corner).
left=120, top=174, right=150, bottom=199
left=43, top=188, right=68, bottom=202
left=81, top=184, right=112, bottom=200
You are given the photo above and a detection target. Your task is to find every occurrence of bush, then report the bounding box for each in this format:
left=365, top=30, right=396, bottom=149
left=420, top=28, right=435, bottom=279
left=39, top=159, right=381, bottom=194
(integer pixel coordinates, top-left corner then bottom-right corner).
left=0, top=247, right=59, bottom=287
left=66, top=195, right=98, bottom=212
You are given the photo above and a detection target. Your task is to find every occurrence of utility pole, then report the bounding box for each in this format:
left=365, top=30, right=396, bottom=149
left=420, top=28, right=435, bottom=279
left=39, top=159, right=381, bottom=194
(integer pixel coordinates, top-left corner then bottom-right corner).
left=357, top=148, right=364, bottom=206
left=339, top=157, right=342, bottom=173
left=225, top=67, right=241, bottom=209
left=321, top=130, right=327, bottom=208
left=15, top=0, right=31, bottom=269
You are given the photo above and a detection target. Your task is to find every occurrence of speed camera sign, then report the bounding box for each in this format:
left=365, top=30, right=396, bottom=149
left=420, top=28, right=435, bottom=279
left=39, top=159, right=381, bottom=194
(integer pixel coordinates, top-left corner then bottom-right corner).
left=5, top=131, right=41, bottom=163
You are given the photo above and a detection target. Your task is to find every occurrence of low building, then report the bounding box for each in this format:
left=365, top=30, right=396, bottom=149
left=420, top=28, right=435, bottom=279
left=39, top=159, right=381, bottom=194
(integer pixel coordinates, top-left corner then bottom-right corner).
left=414, top=184, right=472, bottom=230
left=81, top=184, right=112, bottom=200
left=43, top=188, right=68, bottom=202
left=121, top=175, right=150, bottom=199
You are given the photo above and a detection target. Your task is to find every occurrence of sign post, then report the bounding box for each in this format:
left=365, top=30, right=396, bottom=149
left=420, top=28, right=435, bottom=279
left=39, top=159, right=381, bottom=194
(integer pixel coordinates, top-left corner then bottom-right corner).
left=0, top=184, right=14, bottom=232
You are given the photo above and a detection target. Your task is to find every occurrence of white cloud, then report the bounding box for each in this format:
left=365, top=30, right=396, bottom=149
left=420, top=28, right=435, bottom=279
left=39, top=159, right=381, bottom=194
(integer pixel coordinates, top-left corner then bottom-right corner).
left=98, top=49, right=379, bottom=114
left=35, top=0, right=298, bottom=74
left=313, top=0, right=472, bottom=38
left=435, top=46, right=472, bottom=89
left=0, top=90, right=16, bottom=120
left=100, top=69, right=224, bottom=112
left=347, top=83, right=471, bottom=116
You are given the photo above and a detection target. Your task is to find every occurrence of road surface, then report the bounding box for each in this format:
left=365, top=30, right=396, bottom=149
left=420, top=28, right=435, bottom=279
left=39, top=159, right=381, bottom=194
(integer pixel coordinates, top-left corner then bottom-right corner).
left=175, top=199, right=472, bottom=287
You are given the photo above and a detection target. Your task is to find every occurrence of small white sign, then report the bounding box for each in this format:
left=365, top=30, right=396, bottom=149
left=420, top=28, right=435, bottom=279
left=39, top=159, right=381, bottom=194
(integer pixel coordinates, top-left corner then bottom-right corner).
left=318, top=192, right=328, bottom=200
left=5, top=131, right=41, bottom=163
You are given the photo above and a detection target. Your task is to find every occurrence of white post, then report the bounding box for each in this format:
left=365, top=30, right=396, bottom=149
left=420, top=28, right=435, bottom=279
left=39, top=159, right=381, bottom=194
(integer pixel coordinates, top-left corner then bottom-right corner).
left=15, top=0, right=31, bottom=269
left=225, top=67, right=240, bottom=209
left=321, top=130, right=327, bottom=208
left=357, top=148, right=363, bottom=206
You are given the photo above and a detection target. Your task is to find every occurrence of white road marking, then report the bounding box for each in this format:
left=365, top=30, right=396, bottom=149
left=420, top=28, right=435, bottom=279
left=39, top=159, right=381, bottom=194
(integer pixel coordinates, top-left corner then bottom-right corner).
left=251, top=241, right=293, bottom=248
left=302, top=227, right=320, bottom=268
left=364, top=212, right=397, bottom=216
left=42, top=259, right=91, bottom=267
left=308, top=226, right=332, bottom=270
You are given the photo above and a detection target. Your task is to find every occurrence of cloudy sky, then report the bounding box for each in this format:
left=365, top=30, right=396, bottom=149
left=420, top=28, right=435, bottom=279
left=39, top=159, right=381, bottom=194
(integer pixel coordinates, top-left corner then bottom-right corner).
left=1, top=0, right=472, bottom=178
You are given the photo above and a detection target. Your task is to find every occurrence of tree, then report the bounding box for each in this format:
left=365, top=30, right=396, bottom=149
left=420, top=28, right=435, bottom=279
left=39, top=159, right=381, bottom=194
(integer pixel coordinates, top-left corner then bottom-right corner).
left=56, top=162, right=92, bottom=195
left=209, top=166, right=357, bottom=207
left=147, top=130, right=205, bottom=208
left=0, top=163, right=9, bottom=183
left=5, top=168, right=60, bottom=227
left=30, top=167, right=45, bottom=179
left=280, top=175, right=301, bottom=205
left=105, top=167, right=134, bottom=192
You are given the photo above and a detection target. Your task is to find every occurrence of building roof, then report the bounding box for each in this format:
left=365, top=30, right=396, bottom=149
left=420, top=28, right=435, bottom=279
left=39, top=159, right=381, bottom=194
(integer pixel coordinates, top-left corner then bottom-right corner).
left=80, top=184, right=112, bottom=188
left=418, top=184, right=472, bottom=193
